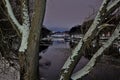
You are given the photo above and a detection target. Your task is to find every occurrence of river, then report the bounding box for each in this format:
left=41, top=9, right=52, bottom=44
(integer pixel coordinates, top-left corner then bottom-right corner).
left=39, top=39, right=120, bottom=80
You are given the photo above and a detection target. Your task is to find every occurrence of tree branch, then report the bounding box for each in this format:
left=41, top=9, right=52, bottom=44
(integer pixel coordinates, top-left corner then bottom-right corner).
left=0, top=4, right=21, bottom=37
left=71, top=23, right=120, bottom=80
left=59, top=0, right=120, bottom=79
left=18, top=0, right=30, bottom=52
left=3, top=0, right=30, bottom=52
left=3, top=0, right=23, bottom=33
left=107, top=0, right=120, bottom=14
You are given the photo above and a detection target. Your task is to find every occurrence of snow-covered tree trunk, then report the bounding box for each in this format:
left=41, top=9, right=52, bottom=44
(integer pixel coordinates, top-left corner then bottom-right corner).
left=71, top=22, right=120, bottom=80
left=59, top=0, right=120, bottom=80
left=3, top=0, right=46, bottom=80
left=22, top=0, right=46, bottom=80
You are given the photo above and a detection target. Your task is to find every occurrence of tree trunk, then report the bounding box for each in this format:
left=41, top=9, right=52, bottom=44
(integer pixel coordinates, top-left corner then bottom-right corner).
left=71, top=22, right=120, bottom=80
left=3, top=0, right=46, bottom=79
left=59, top=0, right=120, bottom=79
left=19, top=0, right=46, bottom=80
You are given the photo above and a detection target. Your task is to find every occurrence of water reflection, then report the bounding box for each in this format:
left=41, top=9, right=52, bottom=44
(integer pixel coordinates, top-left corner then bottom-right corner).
left=39, top=39, right=120, bottom=80
left=39, top=40, right=71, bottom=80
left=39, top=39, right=89, bottom=80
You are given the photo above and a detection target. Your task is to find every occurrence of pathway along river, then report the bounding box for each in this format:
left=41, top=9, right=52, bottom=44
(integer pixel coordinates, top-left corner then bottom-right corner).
left=39, top=39, right=120, bottom=80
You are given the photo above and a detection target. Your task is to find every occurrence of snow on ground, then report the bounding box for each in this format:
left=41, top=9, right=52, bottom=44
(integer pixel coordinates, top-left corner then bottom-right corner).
left=0, top=57, right=20, bottom=80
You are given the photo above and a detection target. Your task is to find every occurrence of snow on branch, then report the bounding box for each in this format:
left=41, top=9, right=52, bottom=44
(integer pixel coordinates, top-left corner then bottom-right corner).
left=19, top=0, right=30, bottom=52
left=59, top=0, right=112, bottom=80
left=71, top=23, right=120, bottom=80
left=4, top=0, right=30, bottom=52
left=59, top=0, right=120, bottom=79
left=4, top=0, right=23, bottom=33
left=107, top=0, right=120, bottom=12
left=22, top=0, right=30, bottom=28
left=83, top=0, right=111, bottom=42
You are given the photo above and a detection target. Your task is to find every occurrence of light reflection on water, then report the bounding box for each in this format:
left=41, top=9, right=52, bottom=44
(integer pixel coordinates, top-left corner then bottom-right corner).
left=39, top=39, right=120, bottom=80
left=39, top=40, right=88, bottom=80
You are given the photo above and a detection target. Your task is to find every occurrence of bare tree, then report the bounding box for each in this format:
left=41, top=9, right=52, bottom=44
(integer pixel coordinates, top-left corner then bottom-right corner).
left=2, top=0, right=46, bottom=80
left=1, top=0, right=120, bottom=80
left=59, top=0, right=120, bottom=80
left=71, top=22, right=120, bottom=80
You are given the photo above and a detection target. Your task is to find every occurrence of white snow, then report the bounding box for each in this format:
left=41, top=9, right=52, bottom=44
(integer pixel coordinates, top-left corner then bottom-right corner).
left=19, top=27, right=29, bottom=52
left=60, top=39, right=83, bottom=80
left=60, top=1, right=110, bottom=79
left=19, top=1, right=30, bottom=52
left=83, top=0, right=110, bottom=41
left=71, top=21, right=120, bottom=80
left=5, top=0, right=23, bottom=33
left=107, top=0, right=120, bottom=11
left=4, top=0, right=30, bottom=52
left=62, top=39, right=83, bottom=69
left=0, top=57, right=20, bottom=80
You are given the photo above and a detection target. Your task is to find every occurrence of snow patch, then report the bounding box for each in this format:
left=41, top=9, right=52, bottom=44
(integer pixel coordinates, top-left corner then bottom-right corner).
left=4, top=0, right=30, bottom=52
left=19, top=27, right=29, bottom=52
left=60, top=39, right=83, bottom=79
left=71, top=22, right=120, bottom=80
left=5, top=0, right=23, bottom=33
left=107, top=0, right=120, bottom=11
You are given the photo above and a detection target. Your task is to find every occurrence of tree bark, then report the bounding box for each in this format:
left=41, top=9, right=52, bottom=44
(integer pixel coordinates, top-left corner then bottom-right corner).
left=59, top=0, right=120, bottom=80
left=19, top=0, right=46, bottom=80
left=3, top=0, right=46, bottom=80
left=71, top=22, right=120, bottom=80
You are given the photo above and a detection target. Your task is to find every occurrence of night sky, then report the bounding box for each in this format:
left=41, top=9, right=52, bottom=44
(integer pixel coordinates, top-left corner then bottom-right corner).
left=43, top=0, right=102, bottom=31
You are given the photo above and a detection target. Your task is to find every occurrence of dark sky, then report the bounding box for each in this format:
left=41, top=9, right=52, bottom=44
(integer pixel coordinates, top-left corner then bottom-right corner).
left=43, top=0, right=102, bottom=31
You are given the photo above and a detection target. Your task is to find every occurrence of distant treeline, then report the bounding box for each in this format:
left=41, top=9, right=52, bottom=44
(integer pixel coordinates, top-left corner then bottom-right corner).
left=41, top=25, right=52, bottom=38
left=69, top=14, right=120, bottom=35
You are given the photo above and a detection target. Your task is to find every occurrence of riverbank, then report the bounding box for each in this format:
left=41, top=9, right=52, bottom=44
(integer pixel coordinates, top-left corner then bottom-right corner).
left=39, top=40, right=120, bottom=80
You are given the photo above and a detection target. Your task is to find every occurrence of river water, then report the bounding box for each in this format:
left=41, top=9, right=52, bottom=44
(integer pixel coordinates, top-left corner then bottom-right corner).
left=39, top=39, right=120, bottom=80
